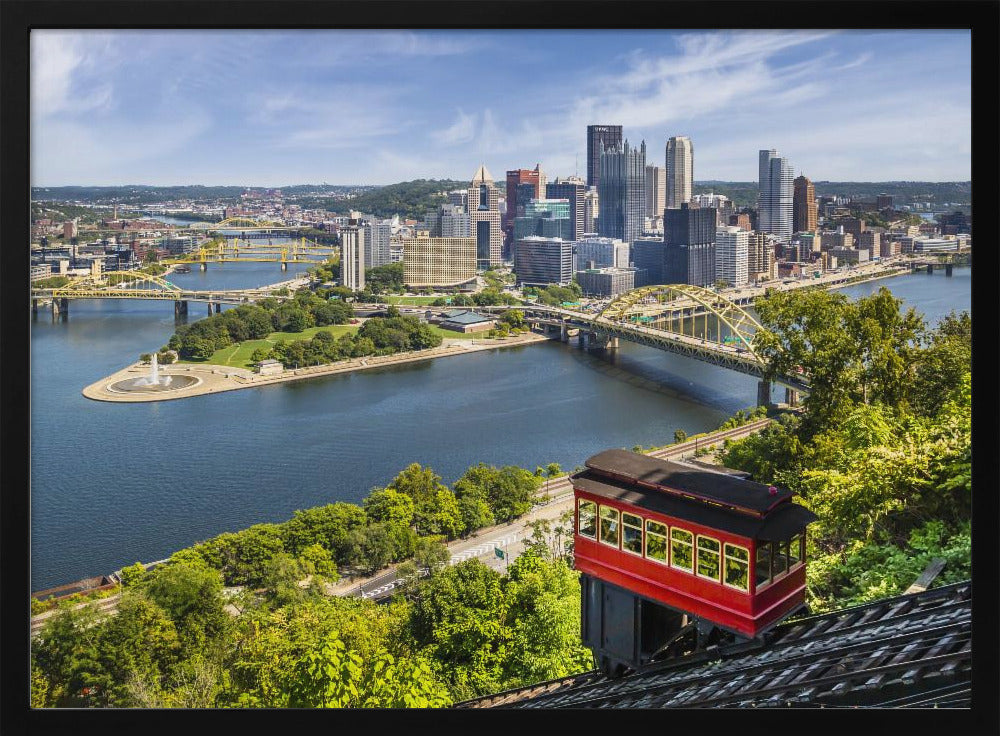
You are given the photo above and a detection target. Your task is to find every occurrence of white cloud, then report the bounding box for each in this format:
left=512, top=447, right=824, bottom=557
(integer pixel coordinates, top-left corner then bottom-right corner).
left=432, top=109, right=477, bottom=145
left=32, top=112, right=212, bottom=186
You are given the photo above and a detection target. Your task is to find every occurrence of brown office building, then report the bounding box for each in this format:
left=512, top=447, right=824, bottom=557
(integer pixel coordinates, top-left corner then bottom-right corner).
left=792, top=175, right=817, bottom=234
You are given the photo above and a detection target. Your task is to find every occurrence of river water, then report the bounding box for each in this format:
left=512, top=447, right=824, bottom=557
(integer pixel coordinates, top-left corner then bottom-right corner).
left=29, top=265, right=971, bottom=590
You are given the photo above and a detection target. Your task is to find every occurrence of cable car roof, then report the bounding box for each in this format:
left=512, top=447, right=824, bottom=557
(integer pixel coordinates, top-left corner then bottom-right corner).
left=572, top=469, right=816, bottom=539
left=583, top=449, right=795, bottom=517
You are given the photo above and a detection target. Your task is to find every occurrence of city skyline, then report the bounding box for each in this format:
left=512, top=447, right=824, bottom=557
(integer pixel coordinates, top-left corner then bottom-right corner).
left=31, top=29, right=971, bottom=187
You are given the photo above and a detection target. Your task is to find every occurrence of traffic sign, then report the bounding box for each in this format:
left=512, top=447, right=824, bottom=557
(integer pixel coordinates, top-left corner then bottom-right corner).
left=495, top=546, right=505, bottom=559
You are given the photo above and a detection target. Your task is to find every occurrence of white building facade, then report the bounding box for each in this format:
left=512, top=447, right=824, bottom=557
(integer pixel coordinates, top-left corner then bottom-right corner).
left=715, top=226, right=750, bottom=287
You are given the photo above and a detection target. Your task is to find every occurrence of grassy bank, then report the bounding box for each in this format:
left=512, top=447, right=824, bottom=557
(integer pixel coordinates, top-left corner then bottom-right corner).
left=177, top=324, right=360, bottom=368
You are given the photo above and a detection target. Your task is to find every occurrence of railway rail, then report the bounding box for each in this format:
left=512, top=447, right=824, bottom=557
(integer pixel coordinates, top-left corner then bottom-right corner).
left=457, top=580, right=971, bottom=708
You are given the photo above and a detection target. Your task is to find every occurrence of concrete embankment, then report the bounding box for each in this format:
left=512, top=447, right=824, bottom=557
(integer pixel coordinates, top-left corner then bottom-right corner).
left=82, top=332, right=552, bottom=403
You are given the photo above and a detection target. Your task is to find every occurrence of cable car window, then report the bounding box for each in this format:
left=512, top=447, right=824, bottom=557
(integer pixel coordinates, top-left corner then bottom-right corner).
left=788, top=534, right=802, bottom=567
left=756, top=542, right=772, bottom=587
left=599, top=506, right=620, bottom=547
left=578, top=500, right=597, bottom=539
left=773, top=540, right=789, bottom=578
left=696, top=536, right=721, bottom=581
left=622, top=513, right=643, bottom=555
left=670, top=528, right=694, bottom=572
left=645, top=520, right=667, bottom=563
left=724, top=544, right=750, bottom=592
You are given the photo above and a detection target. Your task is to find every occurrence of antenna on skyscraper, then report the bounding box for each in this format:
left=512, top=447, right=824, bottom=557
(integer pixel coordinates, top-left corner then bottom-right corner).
left=575, top=154, right=579, bottom=178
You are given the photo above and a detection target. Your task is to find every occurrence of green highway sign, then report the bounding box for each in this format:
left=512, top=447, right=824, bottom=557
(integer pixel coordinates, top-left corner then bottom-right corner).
left=495, top=546, right=505, bottom=559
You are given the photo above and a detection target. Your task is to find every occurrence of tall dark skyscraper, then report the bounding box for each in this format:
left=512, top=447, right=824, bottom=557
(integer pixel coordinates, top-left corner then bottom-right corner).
left=663, top=203, right=717, bottom=287
left=597, top=139, right=646, bottom=243
left=587, top=124, right=623, bottom=188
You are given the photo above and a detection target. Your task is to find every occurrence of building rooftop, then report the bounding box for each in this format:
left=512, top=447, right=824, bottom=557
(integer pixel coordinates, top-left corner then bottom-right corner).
left=457, top=581, right=972, bottom=709
left=440, top=310, right=493, bottom=326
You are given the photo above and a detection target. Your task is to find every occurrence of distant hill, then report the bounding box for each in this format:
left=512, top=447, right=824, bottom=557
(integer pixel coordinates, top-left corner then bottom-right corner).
left=31, top=179, right=972, bottom=220
left=695, top=180, right=972, bottom=209
left=299, top=179, right=471, bottom=220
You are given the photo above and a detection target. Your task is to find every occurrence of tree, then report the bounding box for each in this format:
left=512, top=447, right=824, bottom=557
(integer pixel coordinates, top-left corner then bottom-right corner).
left=673, top=429, right=688, bottom=444
left=500, top=310, right=525, bottom=330
left=753, top=287, right=925, bottom=437
left=282, top=502, right=367, bottom=562
left=413, top=536, right=451, bottom=576
left=363, top=487, right=415, bottom=527
left=119, top=562, right=149, bottom=588
left=453, top=464, right=540, bottom=525
left=144, top=563, right=229, bottom=651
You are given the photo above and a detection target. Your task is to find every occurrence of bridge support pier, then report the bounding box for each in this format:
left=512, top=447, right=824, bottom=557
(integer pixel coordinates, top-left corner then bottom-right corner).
left=200, top=262, right=208, bottom=272
left=174, top=300, right=188, bottom=318
left=214, top=302, right=221, bottom=314
left=926, top=264, right=933, bottom=275
left=32, top=298, right=38, bottom=315
left=757, top=380, right=772, bottom=408
left=784, top=388, right=800, bottom=407
left=945, top=263, right=953, bottom=276
left=281, top=262, right=288, bottom=271
left=560, top=323, right=569, bottom=342
left=52, top=298, right=68, bottom=317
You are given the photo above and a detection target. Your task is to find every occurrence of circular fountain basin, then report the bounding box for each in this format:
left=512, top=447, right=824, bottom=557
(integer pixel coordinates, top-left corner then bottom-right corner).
left=107, top=374, right=201, bottom=394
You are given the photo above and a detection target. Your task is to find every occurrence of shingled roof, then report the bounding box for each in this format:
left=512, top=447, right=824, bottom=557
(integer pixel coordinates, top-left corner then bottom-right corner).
left=456, top=582, right=972, bottom=709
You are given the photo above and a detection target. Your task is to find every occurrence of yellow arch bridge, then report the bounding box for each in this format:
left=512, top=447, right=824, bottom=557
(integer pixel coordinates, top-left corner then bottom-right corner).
left=31, top=270, right=297, bottom=318
left=162, top=236, right=338, bottom=269
left=479, top=283, right=808, bottom=403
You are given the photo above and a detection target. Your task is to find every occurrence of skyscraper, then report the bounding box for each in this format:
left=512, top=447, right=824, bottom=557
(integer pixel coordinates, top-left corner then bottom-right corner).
left=758, top=150, right=794, bottom=243
left=339, top=224, right=365, bottom=291
left=663, top=204, right=717, bottom=287
left=645, top=165, right=666, bottom=218
left=587, top=124, right=623, bottom=188
left=513, top=236, right=574, bottom=286
left=665, top=136, right=694, bottom=208
left=468, top=164, right=503, bottom=268
left=546, top=177, right=586, bottom=242
left=362, top=219, right=392, bottom=270
left=505, top=168, right=542, bottom=229
left=793, top=175, right=818, bottom=234
left=715, top=226, right=750, bottom=287
left=598, top=139, right=646, bottom=243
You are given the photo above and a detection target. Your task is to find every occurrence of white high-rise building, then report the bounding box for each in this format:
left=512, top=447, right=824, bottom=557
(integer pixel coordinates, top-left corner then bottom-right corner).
left=573, top=236, right=630, bottom=271
left=758, top=149, right=794, bottom=244
left=645, top=165, right=666, bottom=218
left=340, top=225, right=365, bottom=291
left=665, top=136, right=693, bottom=208
left=362, top=219, right=392, bottom=270
left=715, top=226, right=749, bottom=287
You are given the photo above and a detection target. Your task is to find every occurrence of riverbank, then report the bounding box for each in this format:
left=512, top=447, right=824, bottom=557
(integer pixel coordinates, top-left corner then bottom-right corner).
left=82, top=331, right=552, bottom=402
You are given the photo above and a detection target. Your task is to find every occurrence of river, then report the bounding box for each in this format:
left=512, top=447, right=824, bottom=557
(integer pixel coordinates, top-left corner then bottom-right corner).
left=28, top=264, right=971, bottom=590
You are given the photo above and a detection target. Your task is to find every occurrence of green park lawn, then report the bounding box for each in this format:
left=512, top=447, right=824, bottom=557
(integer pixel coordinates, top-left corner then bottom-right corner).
left=424, top=325, right=479, bottom=341
left=178, top=324, right=360, bottom=369
left=383, top=295, right=444, bottom=305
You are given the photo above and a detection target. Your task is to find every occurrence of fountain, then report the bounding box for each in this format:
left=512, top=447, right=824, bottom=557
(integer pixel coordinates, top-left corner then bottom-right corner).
left=137, top=352, right=172, bottom=386
left=106, top=352, right=199, bottom=394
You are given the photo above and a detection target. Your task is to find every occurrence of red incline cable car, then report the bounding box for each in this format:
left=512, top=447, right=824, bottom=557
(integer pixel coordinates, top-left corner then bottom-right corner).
left=572, top=449, right=817, bottom=677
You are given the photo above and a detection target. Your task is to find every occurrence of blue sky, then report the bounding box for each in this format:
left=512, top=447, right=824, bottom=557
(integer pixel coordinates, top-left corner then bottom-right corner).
left=31, top=29, right=971, bottom=187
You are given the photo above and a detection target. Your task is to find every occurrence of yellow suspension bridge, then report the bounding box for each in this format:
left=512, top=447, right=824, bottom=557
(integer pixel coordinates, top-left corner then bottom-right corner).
left=31, top=270, right=300, bottom=318
left=162, top=236, right=338, bottom=270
